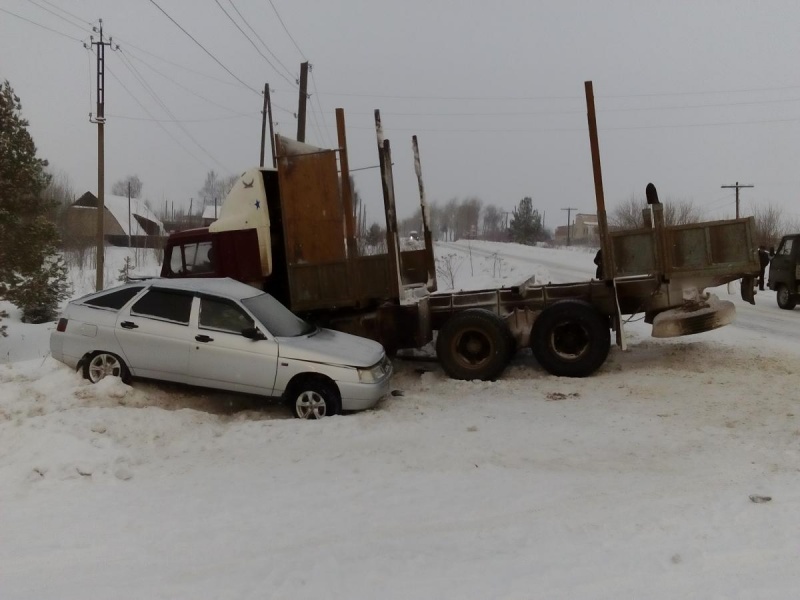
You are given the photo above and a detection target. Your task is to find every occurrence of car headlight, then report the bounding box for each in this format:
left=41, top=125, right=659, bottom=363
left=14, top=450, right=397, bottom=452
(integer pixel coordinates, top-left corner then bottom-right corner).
left=357, top=356, right=390, bottom=383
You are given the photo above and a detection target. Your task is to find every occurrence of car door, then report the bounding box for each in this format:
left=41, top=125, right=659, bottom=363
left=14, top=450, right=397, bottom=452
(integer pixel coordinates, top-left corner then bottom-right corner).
left=769, top=236, right=797, bottom=292
left=187, top=294, right=279, bottom=395
left=114, top=287, right=194, bottom=381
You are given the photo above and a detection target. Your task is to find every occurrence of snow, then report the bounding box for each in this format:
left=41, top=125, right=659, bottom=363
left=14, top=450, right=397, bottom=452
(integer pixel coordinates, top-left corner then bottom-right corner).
left=2, top=241, right=800, bottom=599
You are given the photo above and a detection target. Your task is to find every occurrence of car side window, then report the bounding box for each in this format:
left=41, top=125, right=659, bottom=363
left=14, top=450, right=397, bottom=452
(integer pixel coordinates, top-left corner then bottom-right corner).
left=130, top=289, right=193, bottom=324
left=84, top=286, right=144, bottom=310
left=199, top=297, right=255, bottom=335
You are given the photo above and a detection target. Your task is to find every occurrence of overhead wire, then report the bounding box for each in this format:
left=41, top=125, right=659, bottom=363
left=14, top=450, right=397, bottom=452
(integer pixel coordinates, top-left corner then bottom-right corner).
left=309, top=64, right=335, bottom=147
left=106, top=113, right=254, bottom=123
left=213, top=0, right=295, bottom=87
left=226, top=0, right=297, bottom=84
left=267, top=0, right=306, bottom=60
left=147, top=0, right=261, bottom=96
left=99, top=52, right=214, bottom=172
left=118, top=38, right=247, bottom=89
left=123, top=49, right=255, bottom=118
left=0, top=7, right=84, bottom=42
left=23, top=0, right=92, bottom=34
left=38, top=0, right=93, bottom=26
left=116, top=49, right=231, bottom=172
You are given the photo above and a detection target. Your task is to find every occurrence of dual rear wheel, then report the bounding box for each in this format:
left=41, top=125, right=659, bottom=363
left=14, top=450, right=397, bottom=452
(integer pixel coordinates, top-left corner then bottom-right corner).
left=435, top=302, right=610, bottom=380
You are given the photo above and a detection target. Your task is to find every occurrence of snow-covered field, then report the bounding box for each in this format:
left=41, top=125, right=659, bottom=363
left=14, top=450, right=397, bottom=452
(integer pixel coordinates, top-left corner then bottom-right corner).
left=1, top=243, right=799, bottom=599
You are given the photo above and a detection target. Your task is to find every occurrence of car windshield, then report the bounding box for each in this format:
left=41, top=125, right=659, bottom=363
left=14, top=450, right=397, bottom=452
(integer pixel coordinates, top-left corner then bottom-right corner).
left=241, top=293, right=315, bottom=337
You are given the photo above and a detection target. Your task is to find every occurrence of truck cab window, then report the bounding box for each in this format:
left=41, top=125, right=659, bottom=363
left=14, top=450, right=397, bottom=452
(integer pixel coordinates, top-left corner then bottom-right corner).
left=169, top=247, right=184, bottom=275
left=172, top=241, right=215, bottom=275
left=778, top=239, right=793, bottom=256
left=199, top=297, right=254, bottom=334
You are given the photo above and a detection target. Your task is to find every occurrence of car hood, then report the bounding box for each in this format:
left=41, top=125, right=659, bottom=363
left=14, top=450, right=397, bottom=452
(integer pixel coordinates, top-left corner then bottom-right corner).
left=277, top=327, right=384, bottom=368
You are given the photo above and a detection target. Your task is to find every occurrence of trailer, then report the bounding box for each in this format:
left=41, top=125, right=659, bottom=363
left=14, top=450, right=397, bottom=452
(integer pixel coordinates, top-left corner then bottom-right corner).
left=161, top=81, right=760, bottom=380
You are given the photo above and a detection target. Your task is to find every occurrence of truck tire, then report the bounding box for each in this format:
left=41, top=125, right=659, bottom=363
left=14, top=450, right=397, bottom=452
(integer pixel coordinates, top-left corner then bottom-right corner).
left=531, top=300, right=610, bottom=377
left=436, top=309, right=513, bottom=381
left=776, top=284, right=797, bottom=310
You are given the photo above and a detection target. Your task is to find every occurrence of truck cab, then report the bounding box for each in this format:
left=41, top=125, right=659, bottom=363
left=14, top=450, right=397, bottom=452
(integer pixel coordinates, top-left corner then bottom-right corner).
left=768, top=234, right=800, bottom=309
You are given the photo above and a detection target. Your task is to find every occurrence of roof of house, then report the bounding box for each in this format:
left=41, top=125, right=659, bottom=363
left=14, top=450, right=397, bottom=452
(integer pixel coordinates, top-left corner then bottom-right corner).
left=74, top=192, right=165, bottom=236
left=202, top=204, right=221, bottom=221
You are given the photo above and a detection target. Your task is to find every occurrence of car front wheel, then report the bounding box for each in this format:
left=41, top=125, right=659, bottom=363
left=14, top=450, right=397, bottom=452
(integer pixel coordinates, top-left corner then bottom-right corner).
left=288, top=378, right=342, bottom=419
left=83, top=352, right=130, bottom=384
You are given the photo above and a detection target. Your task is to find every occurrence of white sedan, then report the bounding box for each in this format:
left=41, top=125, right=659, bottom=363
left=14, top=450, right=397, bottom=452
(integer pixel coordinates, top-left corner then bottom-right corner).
left=50, top=278, right=392, bottom=419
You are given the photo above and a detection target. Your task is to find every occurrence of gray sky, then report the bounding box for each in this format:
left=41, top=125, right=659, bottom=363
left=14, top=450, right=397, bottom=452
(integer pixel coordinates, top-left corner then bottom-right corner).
left=2, top=0, right=799, bottom=229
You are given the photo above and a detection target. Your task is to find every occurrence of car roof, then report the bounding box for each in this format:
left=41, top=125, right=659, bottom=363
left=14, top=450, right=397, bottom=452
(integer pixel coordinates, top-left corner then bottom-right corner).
left=82, top=277, right=264, bottom=302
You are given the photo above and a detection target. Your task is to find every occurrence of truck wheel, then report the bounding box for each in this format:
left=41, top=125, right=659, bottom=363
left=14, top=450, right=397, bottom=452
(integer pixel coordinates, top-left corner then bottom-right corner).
left=776, top=285, right=797, bottom=310
left=436, top=309, right=513, bottom=381
left=288, top=377, right=341, bottom=419
left=531, top=300, right=610, bottom=377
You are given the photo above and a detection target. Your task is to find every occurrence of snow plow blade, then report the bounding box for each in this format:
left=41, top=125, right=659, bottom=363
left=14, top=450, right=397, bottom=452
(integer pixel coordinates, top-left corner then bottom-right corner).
left=651, top=294, right=736, bottom=338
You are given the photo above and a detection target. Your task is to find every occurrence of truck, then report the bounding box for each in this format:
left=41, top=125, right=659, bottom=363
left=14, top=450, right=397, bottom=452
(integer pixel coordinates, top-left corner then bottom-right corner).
left=767, top=233, right=800, bottom=309
left=161, top=81, right=761, bottom=380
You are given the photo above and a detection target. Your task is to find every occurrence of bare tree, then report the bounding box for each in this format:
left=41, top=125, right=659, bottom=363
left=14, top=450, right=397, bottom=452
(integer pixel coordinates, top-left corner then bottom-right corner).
left=455, top=196, right=482, bottom=239
left=482, top=204, right=503, bottom=240
left=111, top=174, right=143, bottom=198
left=609, top=194, right=701, bottom=229
left=199, top=170, right=237, bottom=206
left=750, top=202, right=798, bottom=249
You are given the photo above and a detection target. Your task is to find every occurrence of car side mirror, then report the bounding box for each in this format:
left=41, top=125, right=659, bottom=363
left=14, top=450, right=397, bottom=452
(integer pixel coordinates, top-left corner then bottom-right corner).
left=241, top=327, right=266, bottom=340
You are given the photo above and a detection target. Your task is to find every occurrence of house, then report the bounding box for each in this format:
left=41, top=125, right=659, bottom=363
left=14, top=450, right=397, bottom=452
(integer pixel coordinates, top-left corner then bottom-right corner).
left=554, top=213, right=599, bottom=245
left=201, top=204, right=221, bottom=226
left=66, top=192, right=165, bottom=247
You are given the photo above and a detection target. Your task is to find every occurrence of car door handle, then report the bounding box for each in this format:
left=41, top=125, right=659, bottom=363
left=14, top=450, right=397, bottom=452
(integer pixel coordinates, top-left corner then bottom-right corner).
left=195, top=334, right=214, bottom=343
left=120, top=321, right=138, bottom=329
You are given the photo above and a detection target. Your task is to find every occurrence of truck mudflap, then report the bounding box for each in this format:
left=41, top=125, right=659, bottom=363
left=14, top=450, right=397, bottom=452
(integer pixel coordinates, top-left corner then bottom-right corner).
left=740, top=275, right=756, bottom=304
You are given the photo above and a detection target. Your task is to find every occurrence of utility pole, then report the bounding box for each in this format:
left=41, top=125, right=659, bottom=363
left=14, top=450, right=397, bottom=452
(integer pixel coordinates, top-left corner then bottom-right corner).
left=562, top=207, right=577, bottom=246
left=86, top=19, right=116, bottom=291
left=127, top=181, right=131, bottom=250
left=720, top=181, right=754, bottom=219
left=260, top=83, right=276, bottom=167
left=296, top=61, right=309, bottom=142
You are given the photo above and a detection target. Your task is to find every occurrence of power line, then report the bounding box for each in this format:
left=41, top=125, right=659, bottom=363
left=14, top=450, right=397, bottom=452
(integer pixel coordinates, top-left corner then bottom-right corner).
left=123, top=49, right=255, bottom=117
left=38, top=0, right=93, bottom=26
left=106, top=113, right=255, bottom=123
left=23, top=0, right=91, bottom=34
left=267, top=0, right=306, bottom=60
left=227, top=0, right=296, bottom=82
left=0, top=7, right=83, bottom=42
left=116, top=50, right=231, bottom=172
left=311, top=84, right=800, bottom=102
left=147, top=0, right=260, bottom=95
left=345, top=113, right=800, bottom=134
left=340, top=95, right=800, bottom=118
left=213, top=0, right=294, bottom=87
left=118, top=38, right=245, bottom=89
left=720, top=182, right=754, bottom=219
left=103, top=59, right=215, bottom=172
left=309, top=64, right=334, bottom=147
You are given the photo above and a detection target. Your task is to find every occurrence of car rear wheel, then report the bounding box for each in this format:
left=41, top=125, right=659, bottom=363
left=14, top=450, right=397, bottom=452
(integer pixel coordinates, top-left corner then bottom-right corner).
left=289, top=378, right=342, bottom=419
left=83, top=352, right=130, bottom=384
left=776, top=284, right=797, bottom=310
